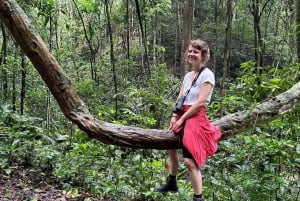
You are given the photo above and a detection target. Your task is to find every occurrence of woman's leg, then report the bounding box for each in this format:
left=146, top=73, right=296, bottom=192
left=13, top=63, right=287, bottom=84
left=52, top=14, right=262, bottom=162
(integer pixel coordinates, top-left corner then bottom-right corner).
left=156, top=149, right=179, bottom=193
left=167, top=149, right=179, bottom=175
left=184, top=158, right=202, bottom=195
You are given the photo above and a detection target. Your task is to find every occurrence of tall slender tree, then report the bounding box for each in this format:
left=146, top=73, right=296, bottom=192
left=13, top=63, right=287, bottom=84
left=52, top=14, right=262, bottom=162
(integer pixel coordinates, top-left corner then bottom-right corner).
left=20, top=51, right=27, bottom=115
left=288, top=0, right=296, bottom=64
left=134, top=0, right=150, bottom=77
left=104, top=0, right=118, bottom=120
left=219, top=0, right=233, bottom=118
left=249, top=0, right=271, bottom=70
left=12, top=43, right=17, bottom=112
left=46, top=3, right=55, bottom=133
left=179, top=0, right=194, bottom=76
left=72, top=0, right=99, bottom=83
left=0, top=22, right=8, bottom=100
left=125, top=0, right=130, bottom=60
left=296, top=0, right=300, bottom=61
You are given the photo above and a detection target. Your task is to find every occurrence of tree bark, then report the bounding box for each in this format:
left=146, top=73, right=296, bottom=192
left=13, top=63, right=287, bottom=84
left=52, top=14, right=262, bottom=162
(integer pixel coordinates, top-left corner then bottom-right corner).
left=0, top=0, right=299, bottom=149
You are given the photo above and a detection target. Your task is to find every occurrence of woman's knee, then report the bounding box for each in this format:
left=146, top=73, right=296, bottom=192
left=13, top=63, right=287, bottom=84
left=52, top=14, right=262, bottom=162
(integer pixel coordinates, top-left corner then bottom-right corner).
left=183, top=158, right=197, bottom=170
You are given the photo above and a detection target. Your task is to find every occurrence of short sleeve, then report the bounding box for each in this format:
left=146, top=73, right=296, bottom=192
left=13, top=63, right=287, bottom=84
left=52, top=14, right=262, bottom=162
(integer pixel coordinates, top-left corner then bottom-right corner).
left=199, top=69, right=215, bottom=86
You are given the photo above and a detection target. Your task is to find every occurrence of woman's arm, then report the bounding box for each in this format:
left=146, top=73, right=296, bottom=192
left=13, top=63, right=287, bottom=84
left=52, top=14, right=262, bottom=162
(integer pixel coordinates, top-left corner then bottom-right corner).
left=177, top=85, right=184, bottom=99
left=169, top=85, right=185, bottom=129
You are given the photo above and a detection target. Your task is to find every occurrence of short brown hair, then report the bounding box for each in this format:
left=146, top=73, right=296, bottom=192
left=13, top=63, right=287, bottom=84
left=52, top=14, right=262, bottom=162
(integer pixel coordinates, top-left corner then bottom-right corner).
left=188, top=39, right=210, bottom=65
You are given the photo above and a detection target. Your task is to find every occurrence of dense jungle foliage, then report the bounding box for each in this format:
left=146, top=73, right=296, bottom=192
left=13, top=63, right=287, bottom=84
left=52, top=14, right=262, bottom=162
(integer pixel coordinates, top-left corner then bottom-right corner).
left=0, top=0, right=299, bottom=200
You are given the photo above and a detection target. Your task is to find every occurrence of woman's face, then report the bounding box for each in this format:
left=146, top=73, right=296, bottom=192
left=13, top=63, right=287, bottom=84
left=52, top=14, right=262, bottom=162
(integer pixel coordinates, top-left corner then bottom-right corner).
left=187, top=45, right=202, bottom=67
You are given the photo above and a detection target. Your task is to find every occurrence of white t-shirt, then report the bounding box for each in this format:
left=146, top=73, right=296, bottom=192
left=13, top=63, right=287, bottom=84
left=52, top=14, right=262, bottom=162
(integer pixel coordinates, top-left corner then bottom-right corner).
left=182, top=68, right=215, bottom=105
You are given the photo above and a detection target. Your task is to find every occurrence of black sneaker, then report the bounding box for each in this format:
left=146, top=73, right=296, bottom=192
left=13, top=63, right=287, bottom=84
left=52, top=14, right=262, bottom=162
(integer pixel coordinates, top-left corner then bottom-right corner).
left=156, top=176, right=178, bottom=193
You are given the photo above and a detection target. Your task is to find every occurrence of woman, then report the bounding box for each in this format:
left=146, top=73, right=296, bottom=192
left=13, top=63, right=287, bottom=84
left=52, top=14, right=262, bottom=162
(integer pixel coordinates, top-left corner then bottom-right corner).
left=156, top=39, right=221, bottom=201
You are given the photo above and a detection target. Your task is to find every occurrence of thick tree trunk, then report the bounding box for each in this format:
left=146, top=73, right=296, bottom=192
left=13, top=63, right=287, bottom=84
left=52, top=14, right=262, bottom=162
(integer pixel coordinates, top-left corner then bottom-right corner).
left=0, top=0, right=299, bottom=149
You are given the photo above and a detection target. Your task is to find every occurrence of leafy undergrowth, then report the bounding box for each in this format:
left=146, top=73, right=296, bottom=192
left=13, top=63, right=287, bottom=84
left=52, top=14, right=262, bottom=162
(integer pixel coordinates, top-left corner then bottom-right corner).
left=0, top=61, right=299, bottom=201
left=0, top=165, right=149, bottom=201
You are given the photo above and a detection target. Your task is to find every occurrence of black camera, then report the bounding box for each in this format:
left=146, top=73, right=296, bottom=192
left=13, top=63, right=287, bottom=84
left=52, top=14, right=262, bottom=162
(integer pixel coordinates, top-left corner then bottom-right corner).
left=173, top=96, right=186, bottom=113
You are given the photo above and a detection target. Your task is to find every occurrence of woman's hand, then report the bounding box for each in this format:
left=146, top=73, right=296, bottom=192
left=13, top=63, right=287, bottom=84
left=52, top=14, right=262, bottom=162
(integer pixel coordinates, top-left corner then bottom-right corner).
left=168, top=116, right=177, bottom=130
left=169, top=117, right=184, bottom=132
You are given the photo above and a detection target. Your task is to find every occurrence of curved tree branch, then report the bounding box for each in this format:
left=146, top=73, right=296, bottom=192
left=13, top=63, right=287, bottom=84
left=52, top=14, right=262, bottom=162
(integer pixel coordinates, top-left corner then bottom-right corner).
left=0, top=0, right=299, bottom=150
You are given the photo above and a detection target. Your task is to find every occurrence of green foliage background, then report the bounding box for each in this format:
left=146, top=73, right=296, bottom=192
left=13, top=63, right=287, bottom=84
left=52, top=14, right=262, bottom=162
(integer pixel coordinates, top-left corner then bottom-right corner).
left=0, top=0, right=299, bottom=200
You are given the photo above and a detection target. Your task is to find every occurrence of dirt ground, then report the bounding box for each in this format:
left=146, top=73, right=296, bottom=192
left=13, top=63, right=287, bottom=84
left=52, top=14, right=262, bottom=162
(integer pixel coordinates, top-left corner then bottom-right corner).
left=0, top=166, right=102, bottom=201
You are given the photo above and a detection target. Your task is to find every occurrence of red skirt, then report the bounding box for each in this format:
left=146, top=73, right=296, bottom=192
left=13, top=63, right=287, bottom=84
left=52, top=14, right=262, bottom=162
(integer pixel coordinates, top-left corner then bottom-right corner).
left=174, top=105, right=221, bottom=167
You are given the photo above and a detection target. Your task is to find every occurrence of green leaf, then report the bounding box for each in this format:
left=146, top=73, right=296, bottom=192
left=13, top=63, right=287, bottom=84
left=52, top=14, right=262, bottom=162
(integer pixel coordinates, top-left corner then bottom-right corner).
left=269, top=78, right=281, bottom=84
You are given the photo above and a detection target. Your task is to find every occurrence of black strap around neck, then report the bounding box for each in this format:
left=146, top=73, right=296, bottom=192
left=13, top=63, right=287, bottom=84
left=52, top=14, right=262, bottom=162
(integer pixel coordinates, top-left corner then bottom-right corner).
left=185, top=66, right=206, bottom=95
left=191, top=66, right=206, bottom=86
left=183, top=66, right=206, bottom=102
left=175, top=67, right=207, bottom=112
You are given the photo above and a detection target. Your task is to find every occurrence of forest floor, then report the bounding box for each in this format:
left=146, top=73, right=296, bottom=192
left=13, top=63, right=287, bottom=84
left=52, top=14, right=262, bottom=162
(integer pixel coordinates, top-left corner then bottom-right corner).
left=0, top=165, right=103, bottom=201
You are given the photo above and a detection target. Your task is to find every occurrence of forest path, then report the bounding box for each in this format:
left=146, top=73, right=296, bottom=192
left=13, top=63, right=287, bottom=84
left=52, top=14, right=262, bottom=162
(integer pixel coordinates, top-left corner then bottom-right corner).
left=0, top=166, right=102, bottom=201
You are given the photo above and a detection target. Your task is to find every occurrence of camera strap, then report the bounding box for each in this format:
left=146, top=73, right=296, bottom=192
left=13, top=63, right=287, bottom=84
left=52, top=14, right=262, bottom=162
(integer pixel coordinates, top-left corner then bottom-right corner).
left=173, top=67, right=207, bottom=114
left=183, top=66, right=207, bottom=98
